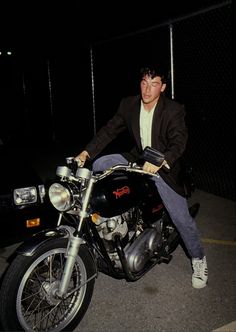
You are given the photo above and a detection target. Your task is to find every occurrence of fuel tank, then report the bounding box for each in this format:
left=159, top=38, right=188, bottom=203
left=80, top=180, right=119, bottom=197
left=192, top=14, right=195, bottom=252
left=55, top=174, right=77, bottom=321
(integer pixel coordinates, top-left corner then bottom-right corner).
left=90, top=172, right=162, bottom=217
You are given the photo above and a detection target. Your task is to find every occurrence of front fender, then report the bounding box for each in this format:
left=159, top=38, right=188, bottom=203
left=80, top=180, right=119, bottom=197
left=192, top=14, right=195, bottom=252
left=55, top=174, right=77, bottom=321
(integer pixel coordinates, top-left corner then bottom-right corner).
left=16, top=228, right=68, bottom=256
left=16, top=226, right=98, bottom=276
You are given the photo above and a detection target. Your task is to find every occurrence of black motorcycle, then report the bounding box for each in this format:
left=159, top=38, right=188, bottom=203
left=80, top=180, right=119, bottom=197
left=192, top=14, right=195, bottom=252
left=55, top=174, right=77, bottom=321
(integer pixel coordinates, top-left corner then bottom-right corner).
left=0, top=151, right=199, bottom=331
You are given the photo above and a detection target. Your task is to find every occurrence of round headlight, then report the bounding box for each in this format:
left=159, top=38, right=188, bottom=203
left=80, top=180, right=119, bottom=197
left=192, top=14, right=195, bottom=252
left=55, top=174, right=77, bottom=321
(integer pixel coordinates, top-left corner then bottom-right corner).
left=49, top=183, right=73, bottom=211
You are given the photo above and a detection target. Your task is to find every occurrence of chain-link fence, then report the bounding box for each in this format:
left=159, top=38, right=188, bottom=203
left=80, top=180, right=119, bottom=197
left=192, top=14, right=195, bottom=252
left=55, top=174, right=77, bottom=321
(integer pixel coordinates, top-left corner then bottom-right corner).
left=90, top=1, right=234, bottom=201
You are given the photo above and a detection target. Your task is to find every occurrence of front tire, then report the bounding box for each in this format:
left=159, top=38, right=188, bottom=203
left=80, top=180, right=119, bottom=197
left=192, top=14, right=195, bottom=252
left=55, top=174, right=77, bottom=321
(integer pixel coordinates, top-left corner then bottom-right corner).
left=0, top=238, right=96, bottom=331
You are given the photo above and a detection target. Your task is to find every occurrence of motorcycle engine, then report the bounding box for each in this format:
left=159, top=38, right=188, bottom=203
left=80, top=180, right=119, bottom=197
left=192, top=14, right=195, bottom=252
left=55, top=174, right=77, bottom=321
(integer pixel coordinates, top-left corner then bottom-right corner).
left=93, top=211, right=129, bottom=241
left=93, top=208, right=163, bottom=273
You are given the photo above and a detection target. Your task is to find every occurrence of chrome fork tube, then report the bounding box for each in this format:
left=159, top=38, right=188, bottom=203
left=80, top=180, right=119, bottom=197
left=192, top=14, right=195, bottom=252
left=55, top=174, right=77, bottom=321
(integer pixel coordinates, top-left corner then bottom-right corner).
left=57, top=212, right=63, bottom=226
left=57, top=235, right=84, bottom=297
left=77, top=177, right=95, bottom=232
left=57, top=177, right=95, bottom=297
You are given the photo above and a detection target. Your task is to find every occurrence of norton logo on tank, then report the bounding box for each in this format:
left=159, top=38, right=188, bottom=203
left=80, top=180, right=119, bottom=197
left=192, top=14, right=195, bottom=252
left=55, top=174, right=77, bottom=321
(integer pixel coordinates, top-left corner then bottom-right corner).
left=113, top=186, right=130, bottom=199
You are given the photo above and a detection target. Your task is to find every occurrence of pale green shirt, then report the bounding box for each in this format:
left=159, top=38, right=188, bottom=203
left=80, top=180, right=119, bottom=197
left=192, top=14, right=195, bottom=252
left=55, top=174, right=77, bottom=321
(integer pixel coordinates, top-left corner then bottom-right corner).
left=139, top=101, right=156, bottom=149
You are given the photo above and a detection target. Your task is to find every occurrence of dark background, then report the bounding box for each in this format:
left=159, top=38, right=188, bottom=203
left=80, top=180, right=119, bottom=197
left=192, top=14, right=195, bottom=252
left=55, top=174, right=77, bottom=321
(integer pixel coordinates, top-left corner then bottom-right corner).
left=0, top=0, right=234, bottom=200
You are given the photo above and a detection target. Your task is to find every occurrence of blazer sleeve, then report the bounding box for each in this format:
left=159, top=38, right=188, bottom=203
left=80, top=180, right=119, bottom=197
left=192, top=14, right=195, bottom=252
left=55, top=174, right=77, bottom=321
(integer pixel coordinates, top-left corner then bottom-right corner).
left=84, top=100, right=127, bottom=159
left=163, top=104, right=188, bottom=167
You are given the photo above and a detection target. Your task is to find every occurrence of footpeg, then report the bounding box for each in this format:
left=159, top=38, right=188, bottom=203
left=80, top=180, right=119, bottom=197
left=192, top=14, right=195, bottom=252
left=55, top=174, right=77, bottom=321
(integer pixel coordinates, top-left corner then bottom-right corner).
left=160, top=253, right=172, bottom=263
left=152, top=250, right=172, bottom=264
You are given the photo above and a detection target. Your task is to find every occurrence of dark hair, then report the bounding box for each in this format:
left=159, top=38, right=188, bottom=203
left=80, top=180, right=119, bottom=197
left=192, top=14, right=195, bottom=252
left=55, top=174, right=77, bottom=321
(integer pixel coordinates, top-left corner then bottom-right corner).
left=140, top=65, right=168, bottom=84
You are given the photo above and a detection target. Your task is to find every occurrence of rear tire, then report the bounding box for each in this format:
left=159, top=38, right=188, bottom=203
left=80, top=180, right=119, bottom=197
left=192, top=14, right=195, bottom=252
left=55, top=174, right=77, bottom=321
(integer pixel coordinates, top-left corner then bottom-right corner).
left=0, top=238, right=96, bottom=331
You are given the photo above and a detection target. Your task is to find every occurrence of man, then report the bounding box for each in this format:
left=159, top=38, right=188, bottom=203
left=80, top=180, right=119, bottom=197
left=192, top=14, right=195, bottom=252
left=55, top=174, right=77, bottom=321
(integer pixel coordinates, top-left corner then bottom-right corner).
left=75, top=65, right=208, bottom=288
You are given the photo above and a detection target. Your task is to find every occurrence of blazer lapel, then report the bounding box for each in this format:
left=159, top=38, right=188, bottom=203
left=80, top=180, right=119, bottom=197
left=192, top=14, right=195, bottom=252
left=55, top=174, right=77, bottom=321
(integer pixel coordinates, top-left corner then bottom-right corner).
left=151, top=94, right=165, bottom=146
left=131, top=97, right=142, bottom=150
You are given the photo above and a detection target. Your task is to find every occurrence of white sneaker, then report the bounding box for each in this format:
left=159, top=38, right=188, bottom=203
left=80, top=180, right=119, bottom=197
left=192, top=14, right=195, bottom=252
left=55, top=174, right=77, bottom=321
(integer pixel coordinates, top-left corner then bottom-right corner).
left=191, top=256, right=208, bottom=289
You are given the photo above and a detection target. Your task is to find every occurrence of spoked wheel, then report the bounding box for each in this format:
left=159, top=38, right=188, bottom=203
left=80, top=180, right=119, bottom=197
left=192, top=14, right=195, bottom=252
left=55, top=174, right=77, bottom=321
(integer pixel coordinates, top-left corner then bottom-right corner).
left=0, top=238, right=96, bottom=331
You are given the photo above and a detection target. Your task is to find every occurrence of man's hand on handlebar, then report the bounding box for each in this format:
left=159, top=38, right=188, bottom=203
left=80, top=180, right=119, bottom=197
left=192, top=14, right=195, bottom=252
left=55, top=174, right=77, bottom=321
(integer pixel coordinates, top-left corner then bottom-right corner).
left=143, top=160, right=170, bottom=174
left=74, top=150, right=90, bottom=167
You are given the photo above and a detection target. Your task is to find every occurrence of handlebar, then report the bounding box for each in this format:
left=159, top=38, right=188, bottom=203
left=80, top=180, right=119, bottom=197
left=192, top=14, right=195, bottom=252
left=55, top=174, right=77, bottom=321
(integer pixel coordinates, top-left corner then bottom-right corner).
left=63, top=158, right=158, bottom=182
left=95, top=163, right=158, bottom=180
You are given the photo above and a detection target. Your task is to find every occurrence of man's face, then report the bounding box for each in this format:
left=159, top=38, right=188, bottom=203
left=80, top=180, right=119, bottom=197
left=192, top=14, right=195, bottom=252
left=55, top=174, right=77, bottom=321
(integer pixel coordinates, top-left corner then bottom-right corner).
left=140, top=75, right=166, bottom=104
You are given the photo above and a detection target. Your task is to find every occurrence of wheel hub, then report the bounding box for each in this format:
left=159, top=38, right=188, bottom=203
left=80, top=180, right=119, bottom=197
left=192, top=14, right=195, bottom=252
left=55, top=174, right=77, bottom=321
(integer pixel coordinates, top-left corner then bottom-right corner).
left=41, top=280, right=61, bottom=305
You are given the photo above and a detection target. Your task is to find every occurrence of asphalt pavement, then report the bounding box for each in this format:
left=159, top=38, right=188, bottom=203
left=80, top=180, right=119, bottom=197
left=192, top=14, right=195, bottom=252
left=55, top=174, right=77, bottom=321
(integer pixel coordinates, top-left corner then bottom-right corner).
left=0, top=189, right=236, bottom=332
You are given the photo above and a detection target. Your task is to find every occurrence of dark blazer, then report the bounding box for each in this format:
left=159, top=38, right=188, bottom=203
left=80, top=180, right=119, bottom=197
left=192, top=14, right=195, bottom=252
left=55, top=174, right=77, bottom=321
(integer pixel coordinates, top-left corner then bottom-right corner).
left=85, top=93, right=188, bottom=196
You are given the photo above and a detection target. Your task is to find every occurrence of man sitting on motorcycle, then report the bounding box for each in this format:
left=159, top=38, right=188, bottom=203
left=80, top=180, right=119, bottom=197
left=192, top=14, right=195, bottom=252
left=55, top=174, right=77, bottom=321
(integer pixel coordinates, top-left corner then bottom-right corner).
left=75, top=64, right=208, bottom=289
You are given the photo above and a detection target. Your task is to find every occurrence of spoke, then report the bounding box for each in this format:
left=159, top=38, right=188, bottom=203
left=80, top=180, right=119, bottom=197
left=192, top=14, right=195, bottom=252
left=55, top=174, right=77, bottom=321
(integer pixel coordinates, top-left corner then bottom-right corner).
left=65, top=273, right=97, bottom=298
left=32, top=298, right=65, bottom=330
left=24, top=293, right=47, bottom=319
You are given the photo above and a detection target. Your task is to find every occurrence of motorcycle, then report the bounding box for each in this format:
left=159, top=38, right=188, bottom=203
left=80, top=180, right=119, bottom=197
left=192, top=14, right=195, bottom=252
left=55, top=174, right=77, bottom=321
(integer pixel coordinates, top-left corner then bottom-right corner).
left=0, top=150, right=199, bottom=331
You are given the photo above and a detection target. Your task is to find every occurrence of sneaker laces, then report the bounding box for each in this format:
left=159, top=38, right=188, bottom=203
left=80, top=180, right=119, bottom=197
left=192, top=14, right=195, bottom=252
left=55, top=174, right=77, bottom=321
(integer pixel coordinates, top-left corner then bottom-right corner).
left=192, top=257, right=208, bottom=288
left=192, top=258, right=207, bottom=279
left=193, top=260, right=203, bottom=277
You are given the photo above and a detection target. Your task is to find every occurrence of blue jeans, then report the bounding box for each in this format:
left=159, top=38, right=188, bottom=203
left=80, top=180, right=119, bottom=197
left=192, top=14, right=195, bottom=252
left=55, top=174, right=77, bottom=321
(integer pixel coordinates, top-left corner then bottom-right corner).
left=92, top=154, right=205, bottom=259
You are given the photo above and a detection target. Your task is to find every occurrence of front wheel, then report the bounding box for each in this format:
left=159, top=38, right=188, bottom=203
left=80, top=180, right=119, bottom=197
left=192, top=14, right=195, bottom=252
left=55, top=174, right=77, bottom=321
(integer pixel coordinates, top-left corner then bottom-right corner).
left=0, top=238, right=96, bottom=331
